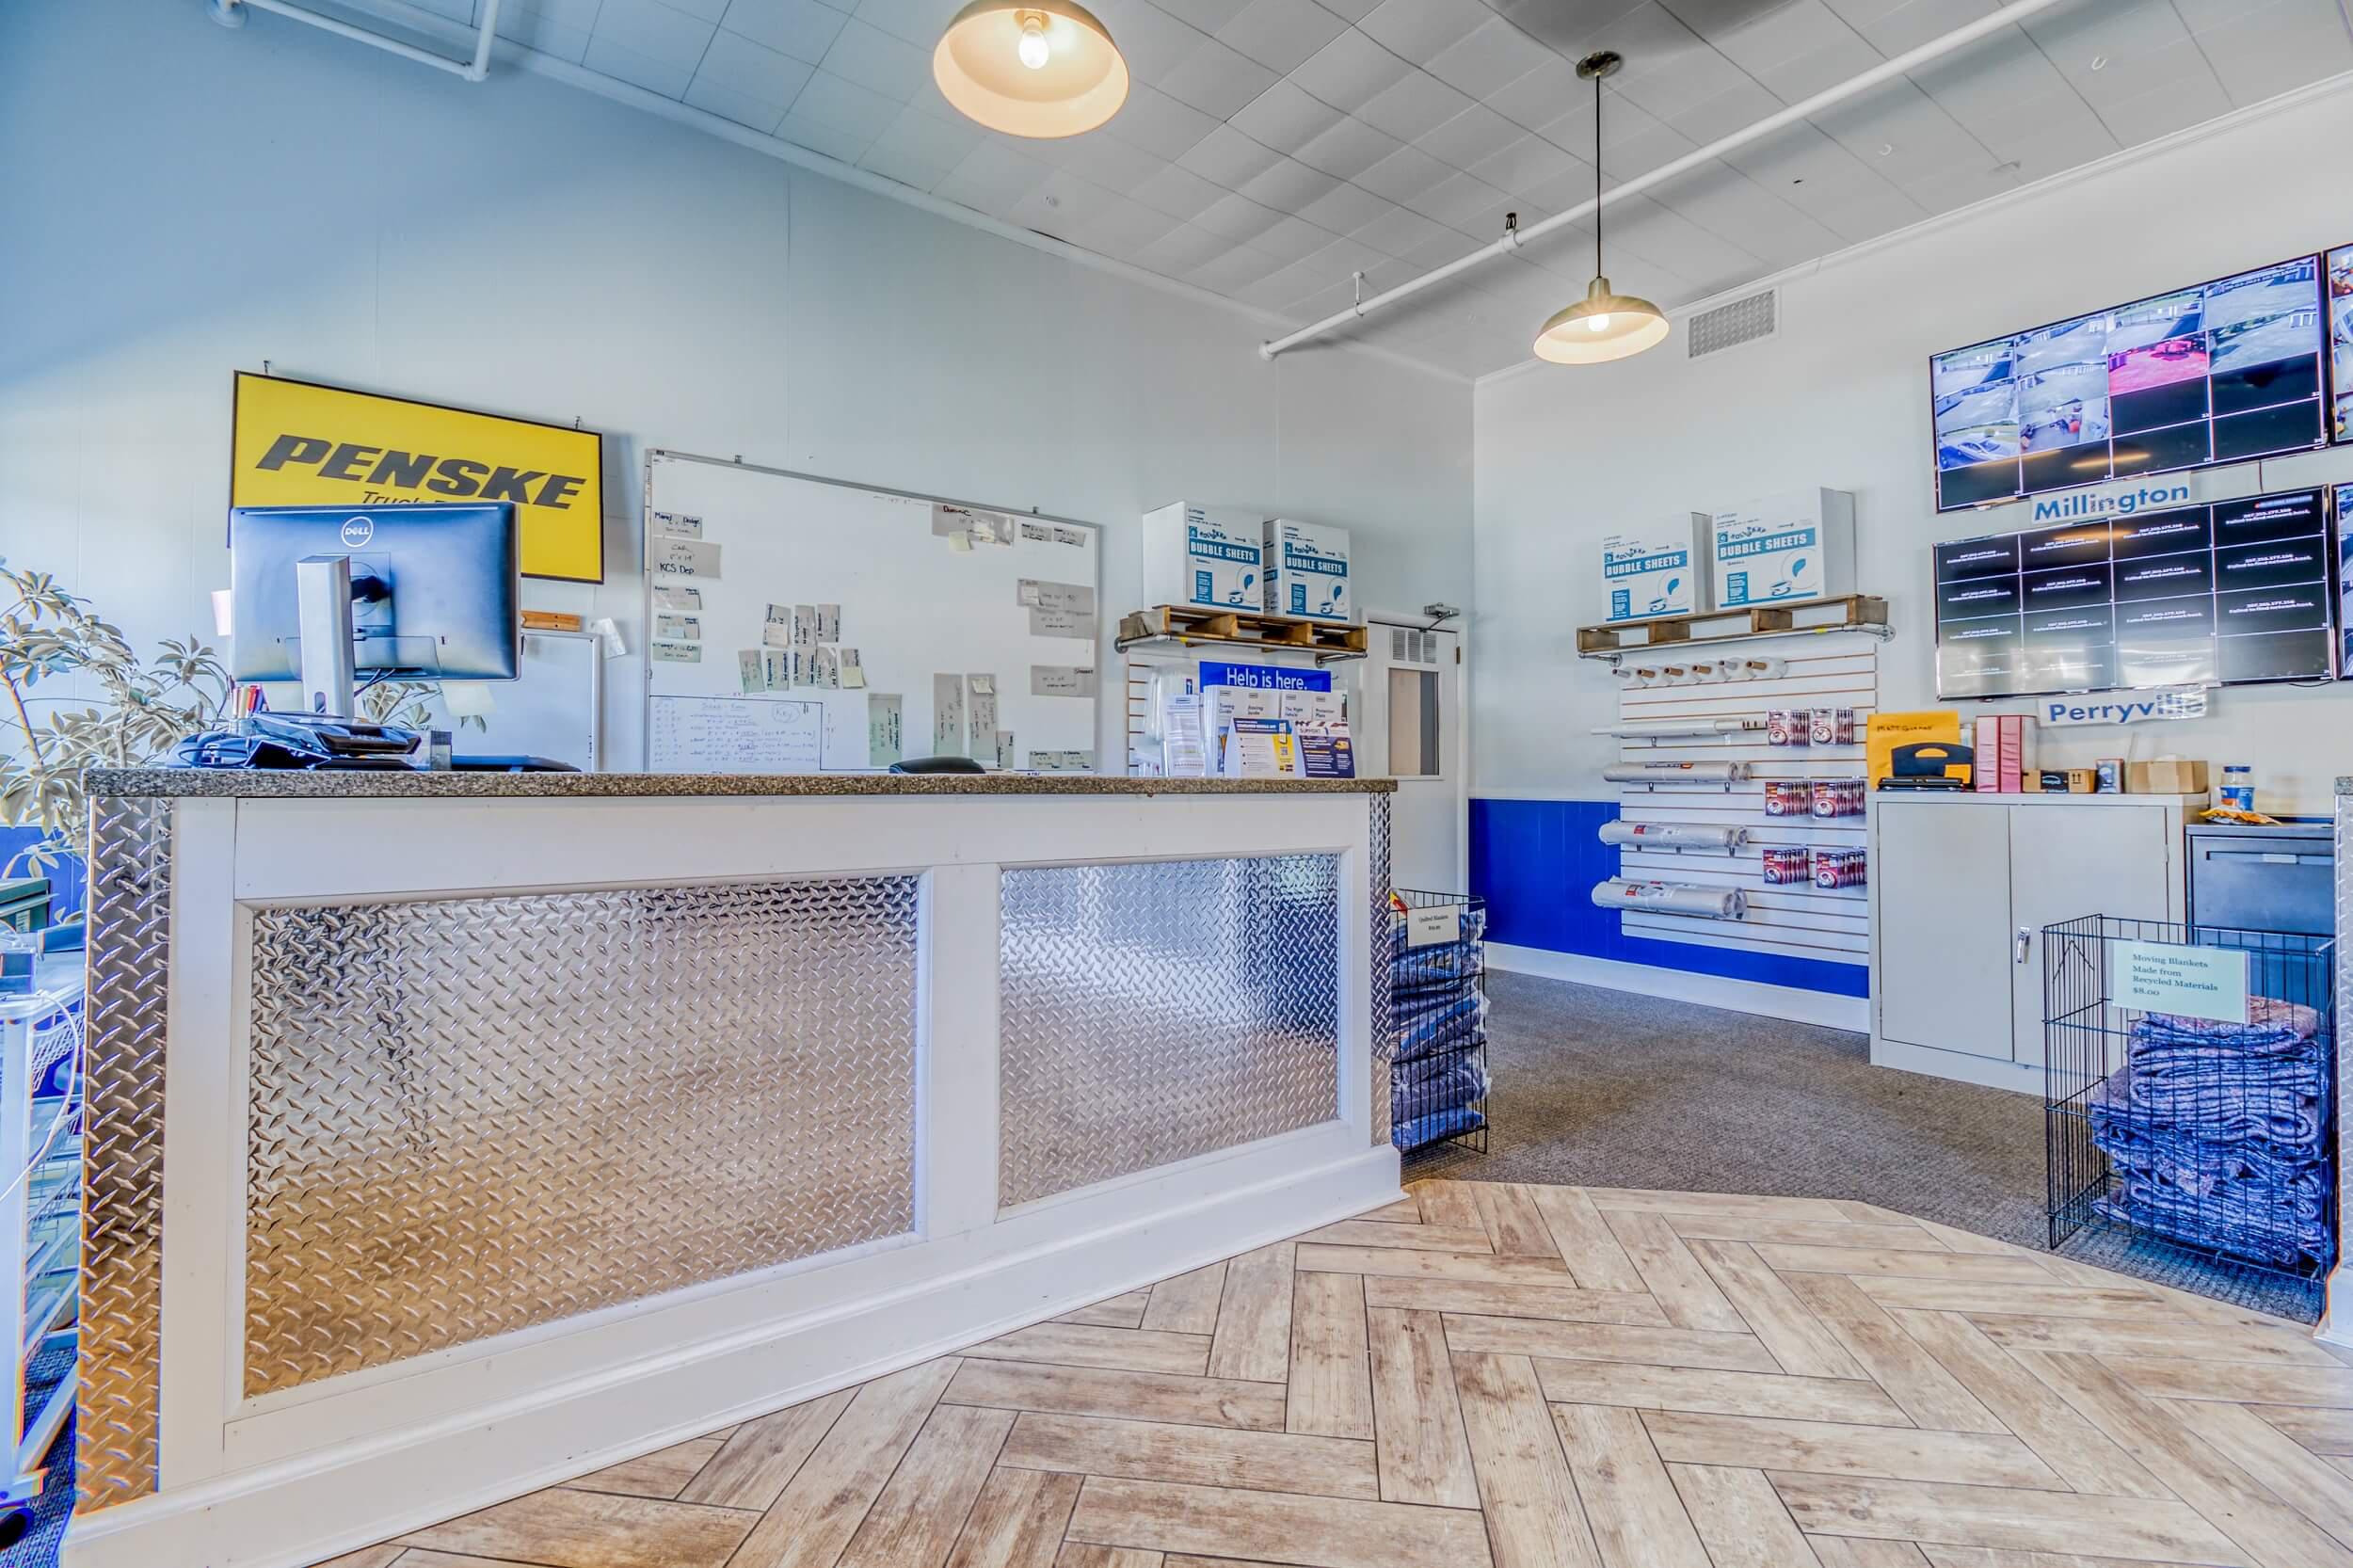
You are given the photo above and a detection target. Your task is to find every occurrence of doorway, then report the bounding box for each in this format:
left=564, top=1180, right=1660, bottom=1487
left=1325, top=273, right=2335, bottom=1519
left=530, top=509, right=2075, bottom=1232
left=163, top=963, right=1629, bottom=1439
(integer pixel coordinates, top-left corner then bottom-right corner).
left=1357, top=612, right=1465, bottom=892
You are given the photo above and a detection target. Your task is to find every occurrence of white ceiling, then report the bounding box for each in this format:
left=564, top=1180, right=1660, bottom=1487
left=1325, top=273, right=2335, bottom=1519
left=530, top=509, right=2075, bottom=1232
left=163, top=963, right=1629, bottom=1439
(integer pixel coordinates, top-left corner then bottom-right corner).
left=392, top=0, right=2352, bottom=376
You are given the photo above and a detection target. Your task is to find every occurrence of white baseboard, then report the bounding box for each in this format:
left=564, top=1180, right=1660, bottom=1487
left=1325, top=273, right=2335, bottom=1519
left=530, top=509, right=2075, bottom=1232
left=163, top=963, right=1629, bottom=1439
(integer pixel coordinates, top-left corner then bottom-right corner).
left=63, top=1146, right=1400, bottom=1568
left=2317, top=1265, right=2350, bottom=1347
left=1867, top=1035, right=2041, bottom=1096
left=1487, top=941, right=1869, bottom=1032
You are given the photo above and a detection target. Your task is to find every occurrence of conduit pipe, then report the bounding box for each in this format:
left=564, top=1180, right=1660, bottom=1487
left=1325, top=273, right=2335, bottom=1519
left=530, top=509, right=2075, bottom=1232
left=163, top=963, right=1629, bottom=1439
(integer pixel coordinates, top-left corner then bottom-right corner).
left=208, top=0, right=504, bottom=82
left=1258, top=0, right=2068, bottom=360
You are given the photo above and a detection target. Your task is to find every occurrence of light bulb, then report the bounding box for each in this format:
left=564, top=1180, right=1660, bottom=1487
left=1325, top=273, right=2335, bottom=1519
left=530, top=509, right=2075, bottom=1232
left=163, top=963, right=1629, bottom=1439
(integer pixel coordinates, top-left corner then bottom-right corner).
left=1587, top=313, right=1609, bottom=332
left=1017, top=14, right=1048, bottom=69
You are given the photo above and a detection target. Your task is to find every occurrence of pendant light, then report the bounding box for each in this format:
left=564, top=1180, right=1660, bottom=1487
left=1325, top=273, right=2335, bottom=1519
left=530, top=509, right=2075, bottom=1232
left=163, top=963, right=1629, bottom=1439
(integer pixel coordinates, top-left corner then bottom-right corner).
left=1534, top=52, right=1669, bottom=365
left=934, top=0, right=1128, bottom=139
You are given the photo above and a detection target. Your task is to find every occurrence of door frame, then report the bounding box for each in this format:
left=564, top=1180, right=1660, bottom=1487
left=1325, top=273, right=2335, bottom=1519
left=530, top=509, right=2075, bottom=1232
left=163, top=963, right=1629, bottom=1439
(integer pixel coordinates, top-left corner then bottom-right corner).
left=1363, top=608, right=1470, bottom=892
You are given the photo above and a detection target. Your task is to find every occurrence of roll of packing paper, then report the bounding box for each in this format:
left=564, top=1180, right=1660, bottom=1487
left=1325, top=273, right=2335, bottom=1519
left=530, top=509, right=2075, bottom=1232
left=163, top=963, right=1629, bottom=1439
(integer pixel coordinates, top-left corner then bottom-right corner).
left=1601, top=760, right=1745, bottom=785
left=1590, top=879, right=1747, bottom=919
left=1597, top=822, right=1746, bottom=852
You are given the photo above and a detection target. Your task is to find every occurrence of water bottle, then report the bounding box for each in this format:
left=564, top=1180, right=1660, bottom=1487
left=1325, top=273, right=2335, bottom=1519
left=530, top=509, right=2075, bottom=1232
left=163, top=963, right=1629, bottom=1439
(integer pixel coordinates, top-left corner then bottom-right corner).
left=2219, top=764, right=2255, bottom=812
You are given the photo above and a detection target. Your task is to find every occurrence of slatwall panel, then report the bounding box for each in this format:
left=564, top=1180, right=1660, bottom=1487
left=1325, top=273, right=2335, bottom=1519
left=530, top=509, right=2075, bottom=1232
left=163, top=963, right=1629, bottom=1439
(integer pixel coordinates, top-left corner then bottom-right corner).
left=1608, top=632, right=1878, bottom=967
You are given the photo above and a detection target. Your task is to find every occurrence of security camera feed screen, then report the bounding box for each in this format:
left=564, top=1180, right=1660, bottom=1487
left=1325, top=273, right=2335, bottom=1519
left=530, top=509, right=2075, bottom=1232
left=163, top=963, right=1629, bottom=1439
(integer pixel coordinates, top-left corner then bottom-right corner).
left=1934, top=487, right=2333, bottom=697
left=1933, top=255, right=2327, bottom=511
left=2329, top=246, right=2353, bottom=441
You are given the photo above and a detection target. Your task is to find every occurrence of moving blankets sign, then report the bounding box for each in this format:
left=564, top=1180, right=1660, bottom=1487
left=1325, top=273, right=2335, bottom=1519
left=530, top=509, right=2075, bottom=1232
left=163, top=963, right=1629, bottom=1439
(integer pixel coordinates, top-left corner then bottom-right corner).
left=231, top=372, right=605, bottom=583
left=2111, top=938, right=2248, bottom=1023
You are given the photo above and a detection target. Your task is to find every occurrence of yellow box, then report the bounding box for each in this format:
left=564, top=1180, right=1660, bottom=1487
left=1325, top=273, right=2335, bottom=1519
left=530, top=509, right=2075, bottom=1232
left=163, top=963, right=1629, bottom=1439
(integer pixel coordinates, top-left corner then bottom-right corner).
left=1865, top=711, right=1966, bottom=786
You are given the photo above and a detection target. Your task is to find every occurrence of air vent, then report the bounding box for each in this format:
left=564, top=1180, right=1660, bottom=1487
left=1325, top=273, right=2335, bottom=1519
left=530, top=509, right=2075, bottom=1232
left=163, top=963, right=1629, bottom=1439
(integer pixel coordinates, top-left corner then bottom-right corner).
left=1688, top=288, right=1779, bottom=359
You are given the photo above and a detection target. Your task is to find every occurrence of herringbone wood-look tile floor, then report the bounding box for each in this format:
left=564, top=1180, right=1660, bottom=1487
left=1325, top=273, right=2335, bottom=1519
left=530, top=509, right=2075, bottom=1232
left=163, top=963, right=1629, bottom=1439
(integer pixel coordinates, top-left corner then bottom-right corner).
left=315, top=1182, right=2353, bottom=1568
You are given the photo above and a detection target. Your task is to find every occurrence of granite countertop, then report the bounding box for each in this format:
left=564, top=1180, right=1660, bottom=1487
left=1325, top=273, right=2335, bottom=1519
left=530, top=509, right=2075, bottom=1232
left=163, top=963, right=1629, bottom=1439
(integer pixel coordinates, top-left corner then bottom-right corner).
left=85, top=768, right=1395, bottom=799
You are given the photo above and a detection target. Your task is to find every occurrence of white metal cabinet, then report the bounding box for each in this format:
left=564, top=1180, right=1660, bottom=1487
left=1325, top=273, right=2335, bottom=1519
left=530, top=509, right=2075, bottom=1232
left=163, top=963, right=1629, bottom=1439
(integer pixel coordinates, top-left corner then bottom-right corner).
left=1868, top=792, right=2199, bottom=1093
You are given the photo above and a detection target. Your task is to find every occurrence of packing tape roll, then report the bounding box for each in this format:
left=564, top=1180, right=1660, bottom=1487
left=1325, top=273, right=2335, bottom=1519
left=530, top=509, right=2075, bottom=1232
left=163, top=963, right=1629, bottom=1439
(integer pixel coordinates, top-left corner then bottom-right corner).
left=1590, top=879, right=1747, bottom=920
left=1597, top=822, right=1745, bottom=852
left=1601, top=760, right=1744, bottom=785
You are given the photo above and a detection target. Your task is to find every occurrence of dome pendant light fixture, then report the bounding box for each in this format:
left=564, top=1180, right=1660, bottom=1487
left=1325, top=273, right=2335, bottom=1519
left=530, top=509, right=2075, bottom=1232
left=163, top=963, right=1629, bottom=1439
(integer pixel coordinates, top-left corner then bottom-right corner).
left=1534, top=52, right=1669, bottom=365
left=934, top=0, right=1128, bottom=139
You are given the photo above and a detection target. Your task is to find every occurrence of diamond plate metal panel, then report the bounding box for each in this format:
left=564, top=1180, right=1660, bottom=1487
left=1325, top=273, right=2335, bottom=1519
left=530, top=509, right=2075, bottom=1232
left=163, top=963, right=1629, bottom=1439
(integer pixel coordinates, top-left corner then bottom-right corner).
left=243, top=875, right=919, bottom=1397
left=77, top=794, right=172, bottom=1512
left=999, top=856, right=1341, bottom=1208
left=1369, top=793, right=1393, bottom=1150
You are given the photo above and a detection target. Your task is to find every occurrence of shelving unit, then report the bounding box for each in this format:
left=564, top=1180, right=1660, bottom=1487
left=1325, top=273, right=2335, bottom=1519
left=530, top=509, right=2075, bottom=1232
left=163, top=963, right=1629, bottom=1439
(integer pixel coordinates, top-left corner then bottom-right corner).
left=2, top=964, right=83, bottom=1547
left=1575, top=594, right=1891, bottom=657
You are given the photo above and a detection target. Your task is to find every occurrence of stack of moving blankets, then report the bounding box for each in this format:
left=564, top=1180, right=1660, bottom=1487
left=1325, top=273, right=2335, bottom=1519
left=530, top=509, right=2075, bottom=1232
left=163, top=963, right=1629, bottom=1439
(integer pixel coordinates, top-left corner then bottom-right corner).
left=2088, top=995, right=2332, bottom=1269
left=1392, top=904, right=1489, bottom=1153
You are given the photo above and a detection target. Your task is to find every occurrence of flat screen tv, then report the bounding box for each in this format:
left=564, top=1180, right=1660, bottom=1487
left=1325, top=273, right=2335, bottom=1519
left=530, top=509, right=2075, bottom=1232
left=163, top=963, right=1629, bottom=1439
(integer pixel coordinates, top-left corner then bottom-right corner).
left=1933, top=485, right=2334, bottom=698
left=2328, top=245, right=2353, bottom=441
left=1932, top=255, right=2328, bottom=512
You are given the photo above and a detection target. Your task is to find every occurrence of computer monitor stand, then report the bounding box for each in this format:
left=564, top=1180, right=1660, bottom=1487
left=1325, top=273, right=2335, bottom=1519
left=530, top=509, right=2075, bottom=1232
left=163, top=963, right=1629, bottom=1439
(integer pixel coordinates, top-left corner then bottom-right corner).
left=294, top=552, right=357, bottom=719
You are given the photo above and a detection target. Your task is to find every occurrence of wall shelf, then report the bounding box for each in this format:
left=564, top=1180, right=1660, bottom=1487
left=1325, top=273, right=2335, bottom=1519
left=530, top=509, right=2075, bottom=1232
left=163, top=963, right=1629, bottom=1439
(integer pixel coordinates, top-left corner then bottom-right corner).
left=1577, top=595, right=1891, bottom=661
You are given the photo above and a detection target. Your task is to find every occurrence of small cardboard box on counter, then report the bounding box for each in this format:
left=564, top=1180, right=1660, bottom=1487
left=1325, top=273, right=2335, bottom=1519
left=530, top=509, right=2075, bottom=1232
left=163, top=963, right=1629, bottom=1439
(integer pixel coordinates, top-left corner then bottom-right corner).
left=2127, top=759, right=2210, bottom=793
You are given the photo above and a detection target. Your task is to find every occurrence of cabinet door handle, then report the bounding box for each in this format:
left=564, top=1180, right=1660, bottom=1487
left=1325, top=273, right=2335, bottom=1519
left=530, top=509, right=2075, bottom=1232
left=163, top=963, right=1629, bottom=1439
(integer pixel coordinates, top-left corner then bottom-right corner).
left=2015, top=927, right=2032, bottom=964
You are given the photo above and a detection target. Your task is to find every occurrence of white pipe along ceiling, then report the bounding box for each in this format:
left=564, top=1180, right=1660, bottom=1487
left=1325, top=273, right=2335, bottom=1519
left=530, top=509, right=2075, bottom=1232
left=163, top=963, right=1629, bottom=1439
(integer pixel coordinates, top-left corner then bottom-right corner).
left=1257, top=0, right=2070, bottom=361
left=207, top=0, right=504, bottom=82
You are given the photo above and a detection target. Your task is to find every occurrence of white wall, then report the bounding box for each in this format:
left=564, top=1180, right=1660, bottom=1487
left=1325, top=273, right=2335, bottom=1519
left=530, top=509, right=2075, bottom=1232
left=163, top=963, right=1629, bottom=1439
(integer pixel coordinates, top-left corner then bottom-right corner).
left=1476, top=78, right=2353, bottom=816
left=0, top=0, right=1469, bottom=771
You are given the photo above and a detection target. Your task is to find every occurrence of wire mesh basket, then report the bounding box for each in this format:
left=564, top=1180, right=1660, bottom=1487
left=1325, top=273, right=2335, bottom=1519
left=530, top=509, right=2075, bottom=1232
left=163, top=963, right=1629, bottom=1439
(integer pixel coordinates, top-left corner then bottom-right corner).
left=1390, top=889, right=1488, bottom=1157
left=2045, top=914, right=2335, bottom=1314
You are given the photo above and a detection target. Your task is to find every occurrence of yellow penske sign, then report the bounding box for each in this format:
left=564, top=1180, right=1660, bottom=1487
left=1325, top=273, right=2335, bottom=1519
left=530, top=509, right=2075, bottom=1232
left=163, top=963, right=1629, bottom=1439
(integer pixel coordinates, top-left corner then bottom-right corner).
left=230, top=372, right=605, bottom=582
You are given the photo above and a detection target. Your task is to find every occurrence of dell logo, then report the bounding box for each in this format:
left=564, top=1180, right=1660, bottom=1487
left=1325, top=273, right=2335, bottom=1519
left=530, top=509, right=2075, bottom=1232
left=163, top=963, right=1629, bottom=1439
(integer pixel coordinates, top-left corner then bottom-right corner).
left=339, top=515, right=376, bottom=548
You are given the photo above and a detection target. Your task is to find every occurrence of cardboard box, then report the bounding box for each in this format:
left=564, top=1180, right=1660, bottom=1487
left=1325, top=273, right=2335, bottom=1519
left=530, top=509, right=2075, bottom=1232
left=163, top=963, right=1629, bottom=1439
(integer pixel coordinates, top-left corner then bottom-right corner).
left=1144, top=502, right=1264, bottom=612
left=1601, top=513, right=1710, bottom=623
left=1709, top=488, right=1856, bottom=609
left=1262, top=518, right=1353, bottom=623
left=1973, top=716, right=2000, bottom=792
left=1865, top=711, right=1962, bottom=786
left=2127, top=759, right=2210, bottom=794
left=2066, top=769, right=2096, bottom=793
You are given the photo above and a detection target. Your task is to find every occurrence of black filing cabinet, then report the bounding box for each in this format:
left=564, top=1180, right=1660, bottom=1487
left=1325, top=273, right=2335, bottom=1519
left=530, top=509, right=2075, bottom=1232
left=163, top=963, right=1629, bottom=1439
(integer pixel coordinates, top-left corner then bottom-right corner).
left=2185, top=818, right=2334, bottom=936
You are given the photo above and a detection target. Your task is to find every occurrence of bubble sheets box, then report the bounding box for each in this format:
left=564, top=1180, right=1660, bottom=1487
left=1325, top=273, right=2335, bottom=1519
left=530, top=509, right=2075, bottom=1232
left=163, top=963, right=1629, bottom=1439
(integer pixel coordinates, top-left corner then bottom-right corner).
left=1601, top=514, right=1711, bottom=623
left=1144, top=502, right=1265, bottom=612
left=1263, top=517, right=1353, bottom=623
left=1710, top=488, right=1855, bottom=608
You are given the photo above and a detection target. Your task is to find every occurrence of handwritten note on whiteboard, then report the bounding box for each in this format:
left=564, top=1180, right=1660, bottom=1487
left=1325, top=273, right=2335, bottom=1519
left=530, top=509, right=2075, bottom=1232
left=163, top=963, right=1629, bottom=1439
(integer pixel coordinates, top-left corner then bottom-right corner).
left=648, top=696, right=824, bottom=773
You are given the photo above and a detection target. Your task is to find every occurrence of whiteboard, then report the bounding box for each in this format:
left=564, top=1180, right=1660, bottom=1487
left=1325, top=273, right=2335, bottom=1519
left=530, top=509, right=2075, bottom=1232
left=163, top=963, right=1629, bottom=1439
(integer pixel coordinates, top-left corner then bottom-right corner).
left=642, top=452, right=1102, bottom=773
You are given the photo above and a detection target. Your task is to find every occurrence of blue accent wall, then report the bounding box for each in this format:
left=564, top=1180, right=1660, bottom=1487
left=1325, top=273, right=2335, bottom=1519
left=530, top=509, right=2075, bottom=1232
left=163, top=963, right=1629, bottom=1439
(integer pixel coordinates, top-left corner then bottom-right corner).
left=1469, top=796, right=1868, bottom=1000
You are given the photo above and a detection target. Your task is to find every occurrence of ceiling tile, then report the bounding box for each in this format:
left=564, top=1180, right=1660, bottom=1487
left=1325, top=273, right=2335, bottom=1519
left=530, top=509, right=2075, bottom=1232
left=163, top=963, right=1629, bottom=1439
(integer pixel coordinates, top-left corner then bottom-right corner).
left=1154, top=0, right=1253, bottom=31
left=1484, top=53, right=1582, bottom=133
left=1159, top=36, right=1282, bottom=117
left=1405, top=168, right=1513, bottom=226
left=657, top=0, right=731, bottom=21
left=1104, top=82, right=1223, bottom=159
left=1292, top=114, right=1406, bottom=178
left=1417, top=102, right=1523, bottom=168
left=496, top=0, right=599, bottom=63
left=1254, top=213, right=1343, bottom=262
left=849, top=0, right=959, bottom=46
left=2093, top=68, right=2233, bottom=149
left=594, top=0, right=718, bottom=70
left=857, top=142, right=954, bottom=188
left=1130, top=159, right=1231, bottom=218
left=719, top=0, right=849, bottom=63
left=792, top=68, right=903, bottom=136
left=1482, top=0, right=1652, bottom=56
left=1422, top=15, right=1554, bottom=98
left=1895, top=161, right=2025, bottom=216
left=1084, top=0, right=1210, bottom=81
left=1241, top=154, right=1345, bottom=208
left=2187, top=0, right=2353, bottom=106
left=1177, top=122, right=1287, bottom=184
left=1289, top=26, right=1415, bottom=110
left=1355, top=70, right=1478, bottom=140
left=1063, top=128, right=1171, bottom=189
left=1187, top=242, right=1289, bottom=290
left=1352, top=201, right=1459, bottom=258
left=1353, top=141, right=1454, bottom=201
left=776, top=107, right=877, bottom=162
left=1824, top=0, right=1999, bottom=56
left=1467, top=134, right=1582, bottom=197
left=819, top=15, right=932, bottom=99
left=1229, top=79, right=1347, bottom=152
left=1194, top=189, right=1289, bottom=241
left=1129, top=222, right=1237, bottom=274
left=1705, top=0, right=1857, bottom=79
left=584, top=32, right=699, bottom=96
left=1659, top=78, right=1782, bottom=144
left=685, top=76, right=791, bottom=129
left=1300, top=182, right=1394, bottom=230
left=1806, top=76, right=1992, bottom=187
left=1315, top=0, right=1385, bottom=20
left=1597, top=110, right=1695, bottom=180
left=1216, top=0, right=1351, bottom=72
left=1356, top=0, right=1499, bottom=65
left=695, top=25, right=816, bottom=104
left=872, top=102, right=983, bottom=165
left=933, top=140, right=1053, bottom=207
left=1080, top=194, right=1185, bottom=256
left=1609, top=36, right=1752, bottom=122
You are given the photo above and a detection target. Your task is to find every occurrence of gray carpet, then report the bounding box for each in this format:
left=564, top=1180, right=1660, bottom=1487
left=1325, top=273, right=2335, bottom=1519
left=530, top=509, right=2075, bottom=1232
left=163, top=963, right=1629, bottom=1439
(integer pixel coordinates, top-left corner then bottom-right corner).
left=1409, top=968, right=2053, bottom=1248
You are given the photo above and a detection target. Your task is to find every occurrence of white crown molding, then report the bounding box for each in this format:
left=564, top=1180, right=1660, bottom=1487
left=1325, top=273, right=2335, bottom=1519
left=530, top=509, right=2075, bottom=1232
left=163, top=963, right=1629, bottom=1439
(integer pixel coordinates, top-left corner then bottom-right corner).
left=1475, top=66, right=2353, bottom=392
left=209, top=0, right=1472, bottom=388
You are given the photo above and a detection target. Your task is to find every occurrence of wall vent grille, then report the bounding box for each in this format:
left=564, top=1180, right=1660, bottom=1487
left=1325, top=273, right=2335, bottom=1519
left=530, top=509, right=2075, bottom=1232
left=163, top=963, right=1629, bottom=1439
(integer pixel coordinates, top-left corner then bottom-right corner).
left=1688, top=289, right=1778, bottom=359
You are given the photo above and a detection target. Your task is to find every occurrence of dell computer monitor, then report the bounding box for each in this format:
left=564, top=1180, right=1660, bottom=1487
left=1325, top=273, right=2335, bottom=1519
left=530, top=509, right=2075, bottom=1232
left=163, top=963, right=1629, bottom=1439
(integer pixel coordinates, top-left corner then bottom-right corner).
left=229, top=503, right=521, bottom=682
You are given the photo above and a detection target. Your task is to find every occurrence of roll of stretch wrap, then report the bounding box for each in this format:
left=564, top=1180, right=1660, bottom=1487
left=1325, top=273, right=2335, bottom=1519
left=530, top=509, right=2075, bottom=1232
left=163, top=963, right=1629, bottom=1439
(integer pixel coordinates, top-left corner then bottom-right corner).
left=1601, top=760, right=1744, bottom=785
left=1590, top=879, right=1747, bottom=919
left=1597, top=822, right=1745, bottom=852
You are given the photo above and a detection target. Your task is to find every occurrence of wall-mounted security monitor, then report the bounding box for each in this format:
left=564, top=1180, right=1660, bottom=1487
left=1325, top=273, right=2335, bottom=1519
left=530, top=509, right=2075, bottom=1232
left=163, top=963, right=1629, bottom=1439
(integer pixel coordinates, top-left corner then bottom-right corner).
left=229, top=503, right=521, bottom=684
left=1932, top=254, right=2328, bottom=512
left=1933, top=486, right=2334, bottom=698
